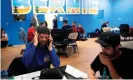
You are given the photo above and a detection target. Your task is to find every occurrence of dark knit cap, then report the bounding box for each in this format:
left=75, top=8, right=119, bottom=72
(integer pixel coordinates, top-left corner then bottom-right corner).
left=37, top=27, right=50, bottom=35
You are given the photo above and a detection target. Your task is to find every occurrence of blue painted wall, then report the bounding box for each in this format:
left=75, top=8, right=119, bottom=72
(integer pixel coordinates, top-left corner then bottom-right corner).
left=1, top=0, right=45, bottom=45
left=110, top=0, right=133, bottom=27
left=1, top=0, right=133, bottom=45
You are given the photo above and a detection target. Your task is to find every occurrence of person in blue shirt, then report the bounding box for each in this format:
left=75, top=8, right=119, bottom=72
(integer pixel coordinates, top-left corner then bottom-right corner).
left=22, top=27, right=60, bottom=73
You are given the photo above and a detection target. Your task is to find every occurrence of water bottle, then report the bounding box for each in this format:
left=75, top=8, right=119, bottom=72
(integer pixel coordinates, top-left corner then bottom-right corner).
left=1, top=70, right=8, bottom=79
left=101, top=68, right=107, bottom=79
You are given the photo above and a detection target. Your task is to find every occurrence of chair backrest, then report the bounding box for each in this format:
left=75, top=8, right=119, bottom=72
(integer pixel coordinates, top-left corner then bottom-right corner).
left=68, top=32, right=78, bottom=40
left=51, top=29, right=64, bottom=42
left=63, top=28, right=73, bottom=39
left=120, top=24, right=129, bottom=34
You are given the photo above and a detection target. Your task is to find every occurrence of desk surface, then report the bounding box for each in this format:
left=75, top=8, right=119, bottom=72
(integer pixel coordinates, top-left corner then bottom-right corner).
left=14, top=65, right=88, bottom=80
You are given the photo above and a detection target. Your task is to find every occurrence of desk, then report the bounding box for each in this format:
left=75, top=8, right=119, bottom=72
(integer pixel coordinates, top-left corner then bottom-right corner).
left=110, top=27, right=120, bottom=34
left=103, top=27, right=120, bottom=34
left=110, top=27, right=120, bottom=31
left=14, top=65, right=88, bottom=80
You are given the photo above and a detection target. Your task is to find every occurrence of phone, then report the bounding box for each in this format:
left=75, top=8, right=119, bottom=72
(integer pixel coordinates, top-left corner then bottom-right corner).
left=47, top=35, right=51, bottom=47
left=47, top=39, right=50, bottom=46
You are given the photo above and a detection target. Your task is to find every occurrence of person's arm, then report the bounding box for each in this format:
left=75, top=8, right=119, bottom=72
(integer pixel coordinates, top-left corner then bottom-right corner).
left=48, top=36, right=60, bottom=67
left=5, top=33, right=8, bottom=40
left=35, top=17, right=39, bottom=27
left=22, top=32, right=38, bottom=67
left=21, top=43, right=37, bottom=67
left=49, top=47, right=60, bottom=67
left=99, top=53, right=122, bottom=79
left=107, top=63, right=122, bottom=79
left=88, top=55, right=101, bottom=79
left=88, top=65, right=97, bottom=79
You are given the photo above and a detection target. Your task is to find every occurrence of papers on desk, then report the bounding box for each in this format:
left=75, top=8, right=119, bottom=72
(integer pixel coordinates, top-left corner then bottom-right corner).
left=65, top=65, right=88, bottom=79
left=14, top=71, right=41, bottom=80
left=62, top=76, right=67, bottom=80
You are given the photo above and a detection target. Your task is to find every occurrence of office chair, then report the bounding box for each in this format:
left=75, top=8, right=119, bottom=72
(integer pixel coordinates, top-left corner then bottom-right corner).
left=66, top=32, right=79, bottom=55
left=51, top=29, right=69, bottom=58
left=63, top=28, right=73, bottom=40
left=120, top=24, right=131, bottom=41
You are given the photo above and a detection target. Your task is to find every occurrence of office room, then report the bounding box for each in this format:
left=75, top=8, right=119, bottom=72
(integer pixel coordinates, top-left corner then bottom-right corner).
left=1, top=0, right=133, bottom=79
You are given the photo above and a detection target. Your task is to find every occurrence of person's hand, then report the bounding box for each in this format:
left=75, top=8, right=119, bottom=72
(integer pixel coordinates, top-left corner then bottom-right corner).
left=99, top=53, right=112, bottom=67
left=48, top=36, right=53, bottom=51
left=33, top=31, right=39, bottom=46
left=34, top=13, right=37, bottom=17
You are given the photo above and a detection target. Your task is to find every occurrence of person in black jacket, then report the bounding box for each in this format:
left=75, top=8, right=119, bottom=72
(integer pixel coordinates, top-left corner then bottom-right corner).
left=61, top=19, right=71, bottom=31
left=53, top=15, right=58, bottom=28
left=61, top=19, right=72, bottom=39
left=101, top=21, right=109, bottom=32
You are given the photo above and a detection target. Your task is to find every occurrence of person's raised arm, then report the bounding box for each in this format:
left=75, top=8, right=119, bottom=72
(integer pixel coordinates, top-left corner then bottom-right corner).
left=99, top=53, right=122, bottom=79
left=22, top=31, right=39, bottom=67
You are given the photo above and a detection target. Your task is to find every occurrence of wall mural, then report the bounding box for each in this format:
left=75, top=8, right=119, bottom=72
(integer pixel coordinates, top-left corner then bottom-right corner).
left=12, top=0, right=98, bottom=14
left=12, top=0, right=32, bottom=14
left=66, top=0, right=80, bottom=14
